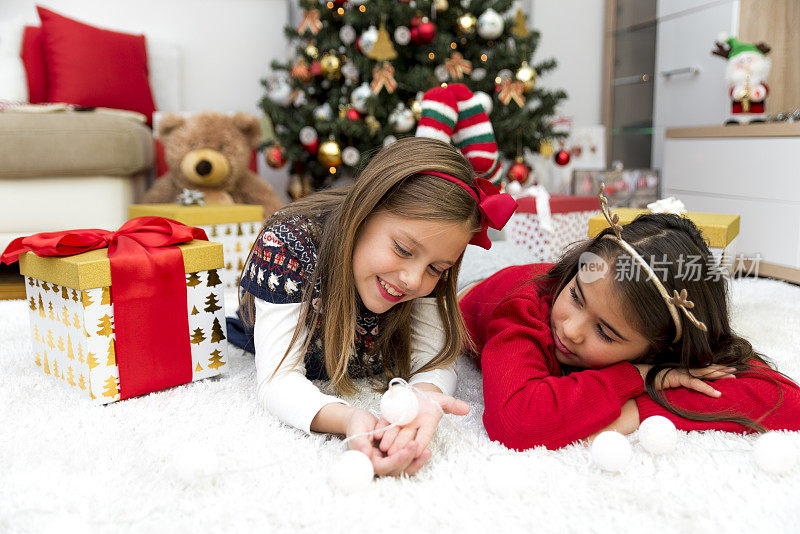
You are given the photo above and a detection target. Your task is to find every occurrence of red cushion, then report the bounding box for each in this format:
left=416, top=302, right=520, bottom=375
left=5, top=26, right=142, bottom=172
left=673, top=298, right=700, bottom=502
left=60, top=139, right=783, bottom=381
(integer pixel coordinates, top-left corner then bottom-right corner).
left=36, top=6, right=156, bottom=122
left=20, top=26, right=48, bottom=104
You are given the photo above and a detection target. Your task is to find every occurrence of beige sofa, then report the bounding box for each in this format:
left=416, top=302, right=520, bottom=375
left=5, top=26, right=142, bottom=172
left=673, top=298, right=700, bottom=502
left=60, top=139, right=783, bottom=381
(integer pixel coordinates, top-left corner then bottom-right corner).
left=0, top=111, right=154, bottom=252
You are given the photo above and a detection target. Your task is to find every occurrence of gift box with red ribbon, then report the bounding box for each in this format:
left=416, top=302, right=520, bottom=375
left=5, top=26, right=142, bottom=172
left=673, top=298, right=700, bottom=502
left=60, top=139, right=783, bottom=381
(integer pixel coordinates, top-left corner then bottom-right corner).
left=504, top=190, right=601, bottom=262
left=1, top=217, right=228, bottom=404
left=129, top=204, right=264, bottom=293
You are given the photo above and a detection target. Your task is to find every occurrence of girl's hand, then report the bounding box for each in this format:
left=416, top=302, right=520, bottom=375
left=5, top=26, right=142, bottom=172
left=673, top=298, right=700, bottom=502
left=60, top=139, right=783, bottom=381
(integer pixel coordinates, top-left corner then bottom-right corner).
left=633, top=363, right=737, bottom=398
left=345, top=408, right=424, bottom=477
left=585, top=398, right=640, bottom=443
left=373, top=388, right=470, bottom=459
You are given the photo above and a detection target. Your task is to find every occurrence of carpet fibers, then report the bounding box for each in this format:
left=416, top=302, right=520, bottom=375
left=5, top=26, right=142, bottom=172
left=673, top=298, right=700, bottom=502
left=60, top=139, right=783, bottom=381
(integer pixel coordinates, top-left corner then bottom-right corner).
left=2, top=272, right=799, bottom=533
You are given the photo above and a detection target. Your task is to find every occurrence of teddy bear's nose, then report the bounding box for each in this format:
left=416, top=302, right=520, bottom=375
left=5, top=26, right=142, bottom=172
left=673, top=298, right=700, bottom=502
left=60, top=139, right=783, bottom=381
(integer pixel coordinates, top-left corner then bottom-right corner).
left=195, top=160, right=213, bottom=176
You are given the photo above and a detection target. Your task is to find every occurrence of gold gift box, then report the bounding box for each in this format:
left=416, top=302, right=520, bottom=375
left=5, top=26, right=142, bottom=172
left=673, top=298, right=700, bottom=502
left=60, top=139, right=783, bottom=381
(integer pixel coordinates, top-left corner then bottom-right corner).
left=588, top=208, right=739, bottom=248
left=20, top=239, right=227, bottom=404
left=129, top=204, right=263, bottom=291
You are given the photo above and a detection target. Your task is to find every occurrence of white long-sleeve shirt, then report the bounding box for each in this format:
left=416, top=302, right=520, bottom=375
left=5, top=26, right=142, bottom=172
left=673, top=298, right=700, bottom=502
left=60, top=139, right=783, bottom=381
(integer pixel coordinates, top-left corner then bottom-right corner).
left=253, top=296, right=457, bottom=433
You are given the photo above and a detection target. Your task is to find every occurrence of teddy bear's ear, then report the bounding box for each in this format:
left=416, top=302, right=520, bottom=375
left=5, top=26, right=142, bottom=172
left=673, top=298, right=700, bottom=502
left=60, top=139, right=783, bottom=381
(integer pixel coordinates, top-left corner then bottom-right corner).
left=158, top=113, right=186, bottom=139
left=232, top=112, right=263, bottom=149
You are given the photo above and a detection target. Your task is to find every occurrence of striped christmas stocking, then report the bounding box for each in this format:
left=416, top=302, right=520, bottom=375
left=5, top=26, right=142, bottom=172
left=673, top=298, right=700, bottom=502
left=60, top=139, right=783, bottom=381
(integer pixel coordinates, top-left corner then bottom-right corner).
left=415, top=83, right=503, bottom=184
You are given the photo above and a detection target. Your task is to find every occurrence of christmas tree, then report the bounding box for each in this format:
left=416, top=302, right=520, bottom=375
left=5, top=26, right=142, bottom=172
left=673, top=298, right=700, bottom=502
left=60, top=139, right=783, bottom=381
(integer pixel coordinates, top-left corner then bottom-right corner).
left=261, top=0, right=566, bottom=195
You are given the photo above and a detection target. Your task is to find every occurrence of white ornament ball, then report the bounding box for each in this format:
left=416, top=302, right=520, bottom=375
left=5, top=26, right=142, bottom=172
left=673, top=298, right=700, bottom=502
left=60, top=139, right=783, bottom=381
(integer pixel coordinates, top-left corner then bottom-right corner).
left=267, top=77, right=292, bottom=105
left=497, top=68, right=513, bottom=81
left=340, top=25, right=357, bottom=45
left=380, top=382, right=419, bottom=425
left=485, top=455, right=526, bottom=496
left=389, top=104, right=416, bottom=133
left=359, top=26, right=379, bottom=54
left=394, top=26, right=411, bottom=46
left=342, top=146, right=360, bottom=166
left=753, top=432, right=798, bottom=475
left=351, top=82, right=373, bottom=113
left=471, top=67, right=487, bottom=81
left=383, top=135, right=398, bottom=147
left=505, top=180, right=522, bottom=195
left=313, top=102, right=333, bottom=122
left=638, top=416, right=678, bottom=455
left=299, top=126, right=318, bottom=145
left=477, top=8, right=504, bottom=40
left=171, top=443, right=220, bottom=484
left=330, top=450, right=374, bottom=494
left=590, top=431, right=632, bottom=472
left=474, top=90, right=493, bottom=115
left=292, top=90, right=307, bottom=107
left=434, top=65, right=449, bottom=82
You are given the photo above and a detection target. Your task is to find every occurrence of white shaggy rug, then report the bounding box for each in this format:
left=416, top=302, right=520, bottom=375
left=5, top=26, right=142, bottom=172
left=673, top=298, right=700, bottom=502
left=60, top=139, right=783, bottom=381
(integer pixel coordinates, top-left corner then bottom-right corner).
left=2, top=245, right=800, bottom=533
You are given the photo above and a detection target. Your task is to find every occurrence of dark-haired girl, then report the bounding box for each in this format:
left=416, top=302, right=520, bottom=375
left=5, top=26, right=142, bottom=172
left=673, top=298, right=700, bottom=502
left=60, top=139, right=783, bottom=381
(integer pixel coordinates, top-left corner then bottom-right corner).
left=459, top=211, right=800, bottom=450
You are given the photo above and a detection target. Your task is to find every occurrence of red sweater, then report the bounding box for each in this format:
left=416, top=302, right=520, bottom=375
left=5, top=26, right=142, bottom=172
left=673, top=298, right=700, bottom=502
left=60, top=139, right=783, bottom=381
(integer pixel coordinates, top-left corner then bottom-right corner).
left=460, top=263, right=800, bottom=450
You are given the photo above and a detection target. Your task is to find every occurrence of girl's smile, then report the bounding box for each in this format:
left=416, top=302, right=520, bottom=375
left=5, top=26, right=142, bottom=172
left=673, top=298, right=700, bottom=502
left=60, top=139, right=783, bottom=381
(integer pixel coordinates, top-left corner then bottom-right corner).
left=352, top=211, right=472, bottom=314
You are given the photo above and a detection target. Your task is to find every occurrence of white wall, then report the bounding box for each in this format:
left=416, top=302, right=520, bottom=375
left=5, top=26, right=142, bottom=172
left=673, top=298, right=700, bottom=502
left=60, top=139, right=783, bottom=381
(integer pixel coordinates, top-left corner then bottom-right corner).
left=0, top=0, right=290, bottom=115
left=530, top=0, right=605, bottom=126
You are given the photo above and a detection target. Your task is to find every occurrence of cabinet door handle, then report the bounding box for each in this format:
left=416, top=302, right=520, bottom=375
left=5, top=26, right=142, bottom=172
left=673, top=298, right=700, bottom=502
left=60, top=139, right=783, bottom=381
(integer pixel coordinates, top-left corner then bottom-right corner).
left=660, top=66, right=701, bottom=78
left=613, top=74, right=651, bottom=86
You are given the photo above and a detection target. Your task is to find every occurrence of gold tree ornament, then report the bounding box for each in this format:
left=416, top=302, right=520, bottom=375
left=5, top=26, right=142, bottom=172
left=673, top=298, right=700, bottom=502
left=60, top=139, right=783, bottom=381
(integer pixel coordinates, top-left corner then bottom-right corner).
left=511, top=9, right=531, bottom=38
left=320, top=53, right=342, bottom=80
left=515, top=61, right=537, bottom=92
left=305, top=44, right=319, bottom=59
left=318, top=139, right=343, bottom=167
left=433, top=0, right=448, bottom=11
left=457, top=13, right=477, bottom=35
left=366, top=115, right=381, bottom=135
left=539, top=140, right=554, bottom=158
left=366, top=23, right=398, bottom=61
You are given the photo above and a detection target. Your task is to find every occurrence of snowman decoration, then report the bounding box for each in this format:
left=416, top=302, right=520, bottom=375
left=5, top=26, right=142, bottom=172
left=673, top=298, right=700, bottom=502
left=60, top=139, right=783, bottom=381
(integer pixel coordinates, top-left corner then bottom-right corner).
left=712, top=34, right=771, bottom=125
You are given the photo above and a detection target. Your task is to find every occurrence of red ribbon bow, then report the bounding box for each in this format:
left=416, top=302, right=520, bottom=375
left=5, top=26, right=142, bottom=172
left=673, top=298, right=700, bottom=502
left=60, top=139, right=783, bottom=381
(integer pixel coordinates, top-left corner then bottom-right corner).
left=2, top=217, right=209, bottom=400
left=424, top=172, right=518, bottom=249
left=469, top=177, right=519, bottom=249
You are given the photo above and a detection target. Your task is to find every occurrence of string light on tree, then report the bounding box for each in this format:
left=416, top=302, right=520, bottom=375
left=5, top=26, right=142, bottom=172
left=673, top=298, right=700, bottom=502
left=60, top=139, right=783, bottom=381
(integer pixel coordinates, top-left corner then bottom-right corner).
left=456, top=13, right=477, bottom=35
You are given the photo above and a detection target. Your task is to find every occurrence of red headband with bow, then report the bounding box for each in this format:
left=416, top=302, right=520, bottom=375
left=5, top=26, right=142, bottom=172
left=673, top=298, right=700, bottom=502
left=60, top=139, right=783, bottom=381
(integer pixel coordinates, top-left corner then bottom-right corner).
left=425, top=172, right=518, bottom=249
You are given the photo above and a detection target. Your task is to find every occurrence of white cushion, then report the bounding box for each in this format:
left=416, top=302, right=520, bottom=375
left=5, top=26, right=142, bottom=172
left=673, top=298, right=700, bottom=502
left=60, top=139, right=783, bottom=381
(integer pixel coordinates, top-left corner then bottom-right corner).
left=0, top=17, right=29, bottom=102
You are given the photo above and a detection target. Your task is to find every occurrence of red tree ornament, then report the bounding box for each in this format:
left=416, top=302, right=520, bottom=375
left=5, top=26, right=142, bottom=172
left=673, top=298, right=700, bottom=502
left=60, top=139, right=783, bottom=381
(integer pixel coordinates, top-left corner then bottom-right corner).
left=310, top=61, right=323, bottom=78
left=410, top=17, right=436, bottom=45
left=303, top=138, right=319, bottom=155
left=346, top=108, right=360, bottom=120
left=554, top=149, right=571, bottom=166
left=507, top=157, right=530, bottom=183
left=265, top=143, right=287, bottom=168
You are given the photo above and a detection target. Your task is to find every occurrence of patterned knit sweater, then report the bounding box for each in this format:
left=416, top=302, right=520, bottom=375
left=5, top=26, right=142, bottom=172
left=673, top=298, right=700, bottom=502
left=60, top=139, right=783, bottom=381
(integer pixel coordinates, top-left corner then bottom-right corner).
left=240, top=214, right=385, bottom=380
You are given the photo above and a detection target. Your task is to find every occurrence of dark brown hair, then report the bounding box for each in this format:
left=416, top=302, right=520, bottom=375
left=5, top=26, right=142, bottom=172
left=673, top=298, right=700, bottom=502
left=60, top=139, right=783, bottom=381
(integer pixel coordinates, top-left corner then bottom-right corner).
left=241, top=137, right=482, bottom=395
left=540, top=213, right=780, bottom=431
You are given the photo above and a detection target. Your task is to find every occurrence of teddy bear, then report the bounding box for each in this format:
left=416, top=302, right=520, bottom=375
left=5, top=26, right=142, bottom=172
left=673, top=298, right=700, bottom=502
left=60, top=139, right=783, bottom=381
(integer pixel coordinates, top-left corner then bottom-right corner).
left=143, top=112, right=284, bottom=217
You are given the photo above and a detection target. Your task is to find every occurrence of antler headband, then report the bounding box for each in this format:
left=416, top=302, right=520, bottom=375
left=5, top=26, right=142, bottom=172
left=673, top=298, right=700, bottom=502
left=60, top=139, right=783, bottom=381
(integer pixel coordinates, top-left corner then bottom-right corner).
left=598, top=183, right=707, bottom=343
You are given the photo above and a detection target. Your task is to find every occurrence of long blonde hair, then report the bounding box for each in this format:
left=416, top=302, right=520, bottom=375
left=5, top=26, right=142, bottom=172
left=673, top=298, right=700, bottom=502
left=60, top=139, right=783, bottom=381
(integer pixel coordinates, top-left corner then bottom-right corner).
left=241, top=137, right=482, bottom=395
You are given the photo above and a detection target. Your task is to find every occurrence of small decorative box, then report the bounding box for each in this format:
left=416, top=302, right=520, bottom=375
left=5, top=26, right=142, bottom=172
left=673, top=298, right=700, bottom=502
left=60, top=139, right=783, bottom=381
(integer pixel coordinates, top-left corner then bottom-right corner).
left=128, top=204, right=263, bottom=292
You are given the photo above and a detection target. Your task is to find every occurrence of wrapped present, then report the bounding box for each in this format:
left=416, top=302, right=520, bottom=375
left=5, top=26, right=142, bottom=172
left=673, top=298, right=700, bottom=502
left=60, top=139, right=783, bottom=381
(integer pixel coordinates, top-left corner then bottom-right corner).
left=504, top=187, right=601, bottom=262
left=588, top=208, right=740, bottom=267
left=1, top=218, right=228, bottom=404
left=129, top=204, right=263, bottom=292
